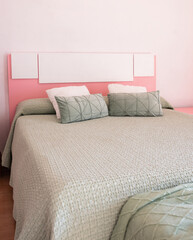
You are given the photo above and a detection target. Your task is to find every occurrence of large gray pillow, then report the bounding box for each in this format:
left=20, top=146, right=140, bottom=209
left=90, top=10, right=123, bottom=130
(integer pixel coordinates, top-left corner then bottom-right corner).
left=55, top=94, right=108, bottom=123
left=108, top=91, right=163, bottom=117
left=103, top=95, right=173, bottom=110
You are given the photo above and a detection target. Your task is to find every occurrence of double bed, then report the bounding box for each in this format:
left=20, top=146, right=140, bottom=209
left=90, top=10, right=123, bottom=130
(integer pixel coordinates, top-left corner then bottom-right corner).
left=2, top=98, right=193, bottom=239
left=2, top=53, right=193, bottom=239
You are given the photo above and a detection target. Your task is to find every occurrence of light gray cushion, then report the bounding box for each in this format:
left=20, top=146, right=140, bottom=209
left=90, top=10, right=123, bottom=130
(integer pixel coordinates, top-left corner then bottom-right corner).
left=108, top=91, right=163, bottom=117
left=55, top=94, right=108, bottom=123
left=103, top=95, right=173, bottom=110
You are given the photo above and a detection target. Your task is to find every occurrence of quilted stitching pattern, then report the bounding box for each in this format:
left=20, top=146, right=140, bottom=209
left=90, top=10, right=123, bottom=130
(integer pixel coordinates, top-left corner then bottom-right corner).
left=10, top=110, right=193, bottom=240
left=108, top=91, right=163, bottom=116
left=55, top=94, right=108, bottom=123
left=111, top=183, right=193, bottom=240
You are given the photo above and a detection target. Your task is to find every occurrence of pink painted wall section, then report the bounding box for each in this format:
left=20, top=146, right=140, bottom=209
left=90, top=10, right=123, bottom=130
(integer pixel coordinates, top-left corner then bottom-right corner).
left=175, top=108, right=193, bottom=115
left=8, top=54, right=156, bottom=123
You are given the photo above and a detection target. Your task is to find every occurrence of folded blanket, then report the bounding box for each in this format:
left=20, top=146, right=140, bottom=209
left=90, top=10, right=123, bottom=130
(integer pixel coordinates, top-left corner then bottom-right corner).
left=111, top=183, right=193, bottom=240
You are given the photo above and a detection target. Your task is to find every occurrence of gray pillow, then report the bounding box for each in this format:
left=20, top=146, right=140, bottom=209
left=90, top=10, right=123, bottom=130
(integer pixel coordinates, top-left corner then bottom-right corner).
left=55, top=94, right=108, bottom=123
left=108, top=91, right=163, bottom=117
left=103, top=95, right=173, bottom=110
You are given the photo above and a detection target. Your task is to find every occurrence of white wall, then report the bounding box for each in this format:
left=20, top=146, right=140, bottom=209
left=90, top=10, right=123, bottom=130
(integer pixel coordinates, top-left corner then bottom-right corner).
left=0, top=0, right=193, bottom=152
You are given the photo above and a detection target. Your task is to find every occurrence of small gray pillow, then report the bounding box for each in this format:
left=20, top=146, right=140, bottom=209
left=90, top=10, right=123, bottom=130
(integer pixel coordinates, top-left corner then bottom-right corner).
left=108, top=91, right=163, bottom=117
left=55, top=94, right=108, bottom=123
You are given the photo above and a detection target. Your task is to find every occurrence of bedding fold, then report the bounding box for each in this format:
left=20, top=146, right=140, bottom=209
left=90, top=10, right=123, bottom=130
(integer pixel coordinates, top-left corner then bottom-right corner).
left=111, top=183, right=193, bottom=240
left=2, top=98, right=55, bottom=167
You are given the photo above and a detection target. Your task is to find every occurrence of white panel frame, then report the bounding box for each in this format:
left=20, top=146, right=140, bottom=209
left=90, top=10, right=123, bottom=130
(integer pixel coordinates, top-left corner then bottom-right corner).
left=134, top=54, right=154, bottom=77
left=39, top=53, right=133, bottom=83
left=11, top=53, right=38, bottom=79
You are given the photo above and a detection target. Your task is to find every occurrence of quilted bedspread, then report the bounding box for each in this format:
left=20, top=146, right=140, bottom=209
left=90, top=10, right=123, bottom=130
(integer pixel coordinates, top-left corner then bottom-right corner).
left=111, top=183, right=193, bottom=240
left=3, top=106, right=193, bottom=239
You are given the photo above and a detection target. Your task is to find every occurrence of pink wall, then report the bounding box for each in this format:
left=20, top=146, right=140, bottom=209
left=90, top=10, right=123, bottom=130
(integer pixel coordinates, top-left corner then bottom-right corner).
left=0, top=0, right=193, bottom=152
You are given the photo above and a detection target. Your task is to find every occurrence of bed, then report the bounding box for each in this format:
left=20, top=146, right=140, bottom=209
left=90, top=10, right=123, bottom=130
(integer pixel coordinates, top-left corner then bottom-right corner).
left=2, top=53, right=193, bottom=239
left=2, top=97, right=193, bottom=240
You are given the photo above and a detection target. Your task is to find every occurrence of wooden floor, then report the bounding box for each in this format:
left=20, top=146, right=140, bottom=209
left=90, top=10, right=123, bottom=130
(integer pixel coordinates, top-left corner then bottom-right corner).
left=0, top=168, right=15, bottom=240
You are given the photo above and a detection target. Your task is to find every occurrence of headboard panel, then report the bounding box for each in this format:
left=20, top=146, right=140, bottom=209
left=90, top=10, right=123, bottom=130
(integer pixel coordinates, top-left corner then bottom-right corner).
left=8, top=54, right=156, bottom=123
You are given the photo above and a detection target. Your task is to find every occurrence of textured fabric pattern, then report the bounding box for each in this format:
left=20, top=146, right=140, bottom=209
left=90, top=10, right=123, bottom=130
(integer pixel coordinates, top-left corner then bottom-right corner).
left=46, top=85, right=90, bottom=119
left=55, top=94, right=108, bottom=123
left=103, top=95, right=174, bottom=110
left=2, top=96, right=172, bottom=168
left=108, top=91, right=163, bottom=116
left=9, top=110, right=193, bottom=240
left=2, top=98, right=55, bottom=168
left=111, top=183, right=193, bottom=240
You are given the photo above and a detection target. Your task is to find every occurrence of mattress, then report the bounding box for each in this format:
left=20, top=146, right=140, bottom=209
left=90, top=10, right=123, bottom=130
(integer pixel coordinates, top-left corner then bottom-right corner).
left=9, top=110, right=193, bottom=239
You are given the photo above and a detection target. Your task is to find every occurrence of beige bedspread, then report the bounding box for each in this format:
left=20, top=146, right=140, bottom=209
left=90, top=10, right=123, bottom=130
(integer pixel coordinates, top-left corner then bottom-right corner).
left=8, top=110, right=193, bottom=239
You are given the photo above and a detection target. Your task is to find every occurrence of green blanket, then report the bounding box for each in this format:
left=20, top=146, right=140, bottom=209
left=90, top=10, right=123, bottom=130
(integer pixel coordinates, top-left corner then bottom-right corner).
left=111, top=183, right=193, bottom=240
